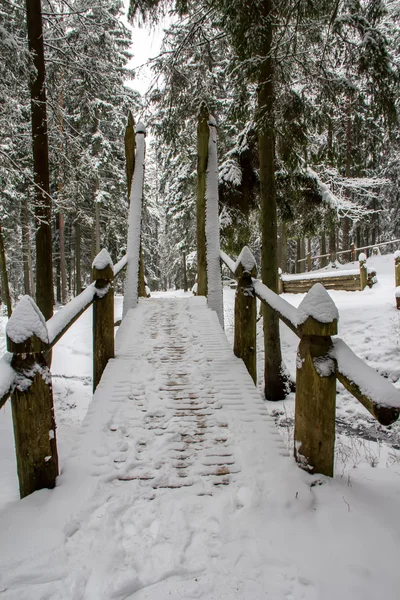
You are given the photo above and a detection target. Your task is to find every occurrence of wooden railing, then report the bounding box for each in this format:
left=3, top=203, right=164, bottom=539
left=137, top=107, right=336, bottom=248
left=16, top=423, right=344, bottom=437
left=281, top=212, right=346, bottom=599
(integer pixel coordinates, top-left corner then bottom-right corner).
left=221, top=246, right=400, bottom=477
left=280, top=253, right=373, bottom=294
left=0, top=249, right=127, bottom=499
left=297, top=237, right=400, bottom=272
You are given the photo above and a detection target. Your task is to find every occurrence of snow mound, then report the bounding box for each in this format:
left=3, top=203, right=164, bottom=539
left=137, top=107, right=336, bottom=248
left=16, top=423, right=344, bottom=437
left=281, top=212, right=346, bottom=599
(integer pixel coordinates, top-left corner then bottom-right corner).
left=135, top=122, right=146, bottom=134
left=297, top=283, right=339, bottom=326
left=92, top=249, right=113, bottom=271
left=358, top=252, right=367, bottom=262
left=6, top=296, right=49, bottom=344
left=235, top=246, right=257, bottom=274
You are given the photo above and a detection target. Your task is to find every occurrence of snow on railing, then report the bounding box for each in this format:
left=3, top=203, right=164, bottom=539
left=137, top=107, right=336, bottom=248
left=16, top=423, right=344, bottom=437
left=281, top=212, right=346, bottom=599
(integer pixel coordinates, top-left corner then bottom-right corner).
left=220, top=246, right=400, bottom=477
left=0, top=248, right=128, bottom=499
left=47, top=284, right=97, bottom=347
left=113, top=254, right=128, bottom=278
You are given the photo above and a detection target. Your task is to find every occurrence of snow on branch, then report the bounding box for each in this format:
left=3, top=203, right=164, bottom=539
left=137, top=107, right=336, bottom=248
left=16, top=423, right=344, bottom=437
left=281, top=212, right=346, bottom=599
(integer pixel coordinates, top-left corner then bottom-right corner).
left=306, top=166, right=378, bottom=220
left=219, top=158, right=242, bottom=186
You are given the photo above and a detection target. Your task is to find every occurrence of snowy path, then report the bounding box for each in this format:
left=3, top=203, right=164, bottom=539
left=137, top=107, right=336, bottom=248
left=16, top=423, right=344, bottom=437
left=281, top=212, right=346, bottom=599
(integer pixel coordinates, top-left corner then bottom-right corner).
left=0, top=297, right=400, bottom=599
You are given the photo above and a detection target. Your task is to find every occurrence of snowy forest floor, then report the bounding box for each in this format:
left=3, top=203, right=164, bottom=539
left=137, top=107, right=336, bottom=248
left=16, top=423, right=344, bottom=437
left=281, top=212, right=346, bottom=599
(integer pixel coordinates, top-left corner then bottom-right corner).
left=0, top=254, right=400, bottom=598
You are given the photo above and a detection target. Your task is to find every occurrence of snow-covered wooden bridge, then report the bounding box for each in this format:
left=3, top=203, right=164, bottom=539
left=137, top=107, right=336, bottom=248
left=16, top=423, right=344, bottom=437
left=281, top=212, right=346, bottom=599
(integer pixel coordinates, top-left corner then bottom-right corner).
left=2, top=291, right=400, bottom=599
left=2, top=114, right=400, bottom=597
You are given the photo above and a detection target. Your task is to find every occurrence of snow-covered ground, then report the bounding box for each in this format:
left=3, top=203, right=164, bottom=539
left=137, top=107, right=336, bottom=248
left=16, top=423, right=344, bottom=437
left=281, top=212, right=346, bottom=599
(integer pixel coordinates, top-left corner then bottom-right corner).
left=0, top=255, right=399, bottom=598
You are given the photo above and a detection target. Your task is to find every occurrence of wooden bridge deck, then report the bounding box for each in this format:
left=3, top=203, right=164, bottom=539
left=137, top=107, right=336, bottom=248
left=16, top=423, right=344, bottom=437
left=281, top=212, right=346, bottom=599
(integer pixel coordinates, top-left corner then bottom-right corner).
left=1, top=297, right=397, bottom=599
left=91, top=296, right=290, bottom=493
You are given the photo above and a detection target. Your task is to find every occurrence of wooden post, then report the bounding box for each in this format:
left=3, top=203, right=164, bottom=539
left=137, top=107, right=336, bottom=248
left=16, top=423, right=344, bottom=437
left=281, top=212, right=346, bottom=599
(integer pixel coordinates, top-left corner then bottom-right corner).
left=307, top=251, right=311, bottom=272
left=395, top=251, right=400, bottom=287
left=294, top=285, right=338, bottom=477
left=278, top=268, right=284, bottom=294
left=351, top=242, right=355, bottom=262
left=93, top=250, right=114, bottom=391
left=359, top=253, right=368, bottom=290
left=6, top=296, right=58, bottom=498
left=233, top=247, right=257, bottom=384
left=196, top=102, right=209, bottom=296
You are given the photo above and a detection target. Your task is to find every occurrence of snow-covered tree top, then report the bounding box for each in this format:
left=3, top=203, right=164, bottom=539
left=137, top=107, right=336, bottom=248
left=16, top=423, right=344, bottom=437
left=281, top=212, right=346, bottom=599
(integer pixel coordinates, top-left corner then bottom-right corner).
left=92, top=248, right=113, bottom=271
left=297, top=283, right=339, bottom=326
left=358, top=253, right=367, bottom=262
left=6, top=296, right=49, bottom=344
left=136, top=122, right=146, bottom=135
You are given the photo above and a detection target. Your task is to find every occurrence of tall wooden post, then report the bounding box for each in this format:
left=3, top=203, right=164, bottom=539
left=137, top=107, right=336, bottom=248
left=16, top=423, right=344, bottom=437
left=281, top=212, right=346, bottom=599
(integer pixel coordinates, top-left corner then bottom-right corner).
left=6, top=296, right=58, bottom=498
left=233, top=247, right=257, bottom=384
left=125, top=111, right=135, bottom=198
left=125, top=112, right=146, bottom=298
left=294, top=285, right=338, bottom=477
left=197, top=102, right=209, bottom=297
left=395, top=251, right=400, bottom=287
left=93, top=250, right=114, bottom=391
left=359, top=253, right=367, bottom=290
left=351, top=242, right=356, bottom=262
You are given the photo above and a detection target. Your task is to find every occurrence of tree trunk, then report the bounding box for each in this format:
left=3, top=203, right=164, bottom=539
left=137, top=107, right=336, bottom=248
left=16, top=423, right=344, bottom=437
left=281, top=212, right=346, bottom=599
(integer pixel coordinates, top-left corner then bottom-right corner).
left=21, top=196, right=32, bottom=295
left=320, top=232, right=327, bottom=267
left=281, top=221, right=287, bottom=272
left=0, top=223, right=12, bottom=317
left=59, top=212, right=67, bottom=303
left=196, top=102, right=209, bottom=297
left=183, top=252, right=188, bottom=292
left=95, top=195, right=101, bottom=256
left=329, top=223, right=336, bottom=263
left=26, top=0, right=53, bottom=320
left=257, top=0, right=286, bottom=400
left=342, top=95, right=351, bottom=259
left=75, top=221, right=81, bottom=294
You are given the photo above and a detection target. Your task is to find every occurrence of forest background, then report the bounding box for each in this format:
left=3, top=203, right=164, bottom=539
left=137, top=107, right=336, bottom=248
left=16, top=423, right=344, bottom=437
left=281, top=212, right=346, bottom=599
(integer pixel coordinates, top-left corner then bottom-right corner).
left=1, top=0, right=400, bottom=315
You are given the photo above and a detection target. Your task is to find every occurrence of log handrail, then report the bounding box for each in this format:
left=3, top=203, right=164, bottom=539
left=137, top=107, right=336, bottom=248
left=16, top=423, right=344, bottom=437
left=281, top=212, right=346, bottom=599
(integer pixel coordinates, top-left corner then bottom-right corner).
left=0, top=249, right=128, bottom=498
left=220, top=247, right=400, bottom=476
left=297, top=237, right=400, bottom=267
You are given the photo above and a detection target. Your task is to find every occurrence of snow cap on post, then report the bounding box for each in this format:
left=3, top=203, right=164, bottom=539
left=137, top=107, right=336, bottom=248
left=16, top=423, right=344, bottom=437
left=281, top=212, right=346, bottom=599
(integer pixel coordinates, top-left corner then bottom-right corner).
left=6, top=295, right=49, bottom=353
left=198, top=100, right=209, bottom=120
left=297, top=283, right=338, bottom=336
left=92, top=248, right=113, bottom=271
left=358, top=252, right=367, bottom=263
left=135, top=122, right=146, bottom=135
left=394, top=250, right=400, bottom=261
left=92, top=249, right=114, bottom=282
left=234, top=246, right=257, bottom=278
